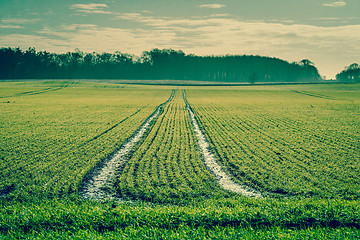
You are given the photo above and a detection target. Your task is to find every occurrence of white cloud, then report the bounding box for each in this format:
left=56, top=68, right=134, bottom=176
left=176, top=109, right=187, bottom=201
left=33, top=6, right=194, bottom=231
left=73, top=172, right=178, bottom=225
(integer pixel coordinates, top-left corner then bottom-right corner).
left=0, top=24, right=179, bottom=54
left=113, top=14, right=360, bottom=78
left=1, top=13, right=360, bottom=79
left=263, top=19, right=295, bottom=24
left=70, top=3, right=112, bottom=14
left=314, top=17, right=340, bottom=20
left=199, top=4, right=226, bottom=9
left=117, top=13, right=142, bottom=20
left=71, top=3, right=108, bottom=10
left=0, top=34, right=70, bottom=50
left=0, top=18, right=39, bottom=29
left=323, top=1, right=346, bottom=7
left=2, top=18, right=40, bottom=24
left=210, top=13, right=230, bottom=17
left=0, top=25, right=24, bottom=29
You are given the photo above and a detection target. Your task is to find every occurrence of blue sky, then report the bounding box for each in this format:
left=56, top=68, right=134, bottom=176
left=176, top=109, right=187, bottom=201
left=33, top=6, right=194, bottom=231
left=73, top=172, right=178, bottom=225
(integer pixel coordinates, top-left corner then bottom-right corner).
left=1, top=0, right=359, bottom=79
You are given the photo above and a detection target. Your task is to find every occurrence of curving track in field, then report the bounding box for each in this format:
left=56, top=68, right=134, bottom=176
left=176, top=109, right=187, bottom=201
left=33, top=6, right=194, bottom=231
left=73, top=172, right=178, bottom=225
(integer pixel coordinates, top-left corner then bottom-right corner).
left=0, top=84, right=71, bottom=99
left=290, top=90, right=353, bottom=102
left=183, top=90, right=262, bottom=198
left=79, top=90, right=174, bottom=200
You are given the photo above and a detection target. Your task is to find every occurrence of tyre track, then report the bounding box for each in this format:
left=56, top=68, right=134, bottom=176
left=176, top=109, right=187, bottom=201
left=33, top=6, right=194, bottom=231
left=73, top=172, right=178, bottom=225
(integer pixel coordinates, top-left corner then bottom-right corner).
left=79, top=90, right=174, bottom=200
left=291, top=90, right=353, bottom=102
left=0, top=85, right=69, bottom=98
left=183, top=90, right=262, bottom=198
left=42, top=108, right=146, bottom=193
left=81, top=108, right=144, bottom=146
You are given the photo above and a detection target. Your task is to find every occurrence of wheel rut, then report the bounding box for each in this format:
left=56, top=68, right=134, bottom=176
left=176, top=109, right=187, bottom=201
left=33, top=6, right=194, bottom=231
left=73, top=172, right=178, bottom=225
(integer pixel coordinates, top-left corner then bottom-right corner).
left=182, top=90, right=262, bottom=198
left=0, top=85, right=69, bottom=98
left=81, top=108, right=143, bottom=146
left=291, top=90, right=353, bottom=102
left=79, top=90, right=174, bottom=200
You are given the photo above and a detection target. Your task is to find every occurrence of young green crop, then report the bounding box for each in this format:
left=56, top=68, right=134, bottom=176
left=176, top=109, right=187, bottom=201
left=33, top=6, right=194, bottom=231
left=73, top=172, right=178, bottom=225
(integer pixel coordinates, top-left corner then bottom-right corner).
left=0, top=81, right=170, bottom=200
left=186, top=84, right=360, bottom=199
left=1, top=196, right=360, bottom=238
left=1, top=81, right=360, bottom=239
left=113, top=90, right=230, bottom=204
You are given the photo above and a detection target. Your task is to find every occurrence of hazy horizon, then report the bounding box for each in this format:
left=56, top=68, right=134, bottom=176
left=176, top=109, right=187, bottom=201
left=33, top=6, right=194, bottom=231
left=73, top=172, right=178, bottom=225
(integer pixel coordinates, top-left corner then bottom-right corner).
left=1, top=0, right=360, bottom=79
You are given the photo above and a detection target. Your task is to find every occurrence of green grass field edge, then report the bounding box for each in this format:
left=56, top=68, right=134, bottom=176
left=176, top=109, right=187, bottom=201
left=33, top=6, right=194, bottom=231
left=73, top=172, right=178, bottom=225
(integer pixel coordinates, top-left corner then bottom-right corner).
left=1, top=196, right=359, bottom=235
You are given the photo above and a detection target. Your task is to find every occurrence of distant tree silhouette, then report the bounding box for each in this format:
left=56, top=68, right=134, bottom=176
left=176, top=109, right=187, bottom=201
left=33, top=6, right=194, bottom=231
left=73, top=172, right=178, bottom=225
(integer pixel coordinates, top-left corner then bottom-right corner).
left=299, top=59, right=314, bottom=67
left=249, top=72, right=257, bottom=84
left=0, top=47, right=322, bottom=82
left=336, top=63, right=360, bottom=82
left=347, top=63, right=359, bottom=71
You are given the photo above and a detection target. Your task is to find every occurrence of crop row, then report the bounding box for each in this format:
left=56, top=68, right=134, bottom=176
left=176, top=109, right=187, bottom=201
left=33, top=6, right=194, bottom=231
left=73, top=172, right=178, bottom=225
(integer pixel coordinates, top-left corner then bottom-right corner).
left=113, top=90, right=229, bottom=204
left=186, top=88, right=360, bottom=199
left=0, top=82, right=170, bottom=200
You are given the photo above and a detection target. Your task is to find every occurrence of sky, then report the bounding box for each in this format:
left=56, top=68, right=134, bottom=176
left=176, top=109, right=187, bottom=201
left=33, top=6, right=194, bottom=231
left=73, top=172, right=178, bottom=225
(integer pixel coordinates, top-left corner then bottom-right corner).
left=1, top=0, right=360, bottom=79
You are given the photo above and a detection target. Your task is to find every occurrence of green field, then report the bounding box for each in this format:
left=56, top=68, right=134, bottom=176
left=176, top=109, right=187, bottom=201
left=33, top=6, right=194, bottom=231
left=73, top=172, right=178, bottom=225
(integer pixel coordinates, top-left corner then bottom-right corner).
left=187, top=85, right=360, bottom=199
left=1, top=81, right=359, bottom=239
left=113, top=91, right=230, bottom=204
left=0, top=81, right=170, bottom=199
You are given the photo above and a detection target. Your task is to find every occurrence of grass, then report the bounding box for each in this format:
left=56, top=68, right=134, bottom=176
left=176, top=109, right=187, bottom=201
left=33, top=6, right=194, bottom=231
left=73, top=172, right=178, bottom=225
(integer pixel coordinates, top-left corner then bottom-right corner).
left=0, top=81, right=359, bottom=239
left=113, top=90, right=229, bottom=204
left=186, top=84, right=360, bottom=199
left=1, top=196, right=360, bottom=239
left=4, top=226, right=360, bottom=240
left=0, top=81, right=170, bottom=199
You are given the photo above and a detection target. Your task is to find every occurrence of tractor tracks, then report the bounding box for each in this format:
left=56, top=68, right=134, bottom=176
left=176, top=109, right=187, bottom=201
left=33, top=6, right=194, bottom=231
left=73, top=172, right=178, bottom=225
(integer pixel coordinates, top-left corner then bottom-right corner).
left=183, top=90, right=262, bottom=198
left=80, top=89, right=262, bottom=201
left=79, top=90, right=174, bottom=200
left=0, top=85, right=69, bottom=99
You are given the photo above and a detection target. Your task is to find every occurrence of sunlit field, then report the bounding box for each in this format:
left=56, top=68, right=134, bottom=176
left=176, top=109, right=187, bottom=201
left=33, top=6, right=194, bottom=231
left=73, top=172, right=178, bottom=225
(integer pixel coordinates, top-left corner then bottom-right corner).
left=1, top=81, right=359, bottom=239
left=186, top=84, right=360, bottom=199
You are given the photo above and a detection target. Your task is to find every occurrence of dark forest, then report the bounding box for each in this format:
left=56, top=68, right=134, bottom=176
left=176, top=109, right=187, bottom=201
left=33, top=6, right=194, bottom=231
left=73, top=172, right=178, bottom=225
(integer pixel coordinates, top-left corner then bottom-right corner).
left=0, top=47, right=323, bottom=83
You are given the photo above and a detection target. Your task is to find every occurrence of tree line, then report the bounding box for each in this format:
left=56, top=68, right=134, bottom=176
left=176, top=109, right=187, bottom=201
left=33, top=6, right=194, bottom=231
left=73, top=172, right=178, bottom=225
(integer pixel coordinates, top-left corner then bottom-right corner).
left=336, top=63, right=360, bottom=82
left=0, top=47, right=322, bottom=83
